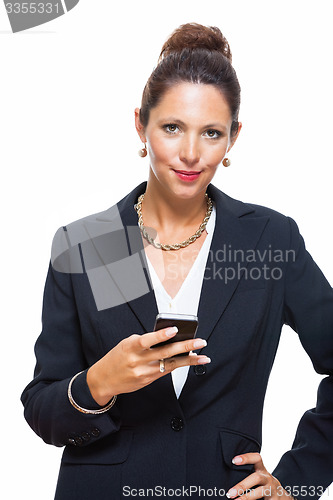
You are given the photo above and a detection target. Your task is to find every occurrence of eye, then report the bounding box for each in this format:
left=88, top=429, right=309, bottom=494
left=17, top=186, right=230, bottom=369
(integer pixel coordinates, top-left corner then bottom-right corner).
left=204, top=129, right=222, bottom=139
left=163, top=124, right=179, bottom=134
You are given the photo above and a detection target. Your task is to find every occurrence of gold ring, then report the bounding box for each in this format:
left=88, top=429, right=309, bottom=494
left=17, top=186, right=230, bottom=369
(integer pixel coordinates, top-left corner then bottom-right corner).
left=159, top=359, right=165, bottom=373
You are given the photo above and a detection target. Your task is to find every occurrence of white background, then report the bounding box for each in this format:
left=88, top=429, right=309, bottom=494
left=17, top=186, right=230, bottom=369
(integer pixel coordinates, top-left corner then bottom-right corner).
left=1, top=1, right=332, bottom=498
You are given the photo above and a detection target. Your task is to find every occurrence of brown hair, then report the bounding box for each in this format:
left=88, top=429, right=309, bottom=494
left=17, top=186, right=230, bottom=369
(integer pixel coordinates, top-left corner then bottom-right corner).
left=139, top=23, right=241, bottom=137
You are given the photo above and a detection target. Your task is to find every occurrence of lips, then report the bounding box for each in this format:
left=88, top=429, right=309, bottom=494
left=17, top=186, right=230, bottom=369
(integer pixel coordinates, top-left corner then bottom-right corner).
left=173, top=169, right=202, bottom=182
left=174, top=170, right=201, bottom=175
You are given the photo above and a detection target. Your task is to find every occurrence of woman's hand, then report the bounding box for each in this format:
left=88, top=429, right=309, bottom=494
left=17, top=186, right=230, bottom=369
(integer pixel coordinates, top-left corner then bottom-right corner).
left=227, top=453, right=294, bottom=500
left=87, top=326, right=210, bottom=405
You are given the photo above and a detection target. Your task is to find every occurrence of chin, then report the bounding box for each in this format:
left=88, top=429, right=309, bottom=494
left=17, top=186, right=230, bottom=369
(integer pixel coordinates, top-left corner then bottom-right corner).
left=170, top=184, right=208, bottom=200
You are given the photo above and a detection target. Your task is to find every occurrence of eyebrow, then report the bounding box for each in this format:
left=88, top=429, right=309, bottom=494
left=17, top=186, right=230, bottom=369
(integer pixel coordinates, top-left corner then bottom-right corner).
left=159, top=118, right=228, bottom=131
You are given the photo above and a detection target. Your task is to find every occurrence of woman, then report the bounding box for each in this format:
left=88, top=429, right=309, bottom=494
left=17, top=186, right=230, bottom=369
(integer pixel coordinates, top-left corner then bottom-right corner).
left=21, top=23, right=333, bottom=500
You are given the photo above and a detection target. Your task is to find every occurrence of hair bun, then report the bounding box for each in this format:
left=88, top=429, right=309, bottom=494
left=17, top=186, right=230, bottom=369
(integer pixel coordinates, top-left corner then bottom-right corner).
left=159, top=22, right=232, bottom=63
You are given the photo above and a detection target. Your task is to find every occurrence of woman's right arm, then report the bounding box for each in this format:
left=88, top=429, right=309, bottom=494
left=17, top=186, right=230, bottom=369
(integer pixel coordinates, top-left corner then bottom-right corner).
left=21, top=262, right=122, bottom=448
left=21, top=259, right=210, bottom=448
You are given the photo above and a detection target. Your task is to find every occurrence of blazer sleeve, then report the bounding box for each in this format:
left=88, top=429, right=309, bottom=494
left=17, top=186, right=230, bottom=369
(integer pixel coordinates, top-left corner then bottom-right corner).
left=21, top=251, right=121, bottom=448
left=272, top=217, right=333, bottom=499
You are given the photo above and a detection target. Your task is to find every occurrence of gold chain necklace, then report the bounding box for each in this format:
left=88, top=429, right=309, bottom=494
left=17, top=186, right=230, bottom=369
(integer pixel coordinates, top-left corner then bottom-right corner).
left=134, top=192, right=213, bottom=251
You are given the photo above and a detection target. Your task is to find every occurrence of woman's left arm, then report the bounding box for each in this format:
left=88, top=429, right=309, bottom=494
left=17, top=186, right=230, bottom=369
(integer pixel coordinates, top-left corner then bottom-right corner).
left=226, top=216, right=333, bottom=500
left=272, top=217, right=333, bottom=498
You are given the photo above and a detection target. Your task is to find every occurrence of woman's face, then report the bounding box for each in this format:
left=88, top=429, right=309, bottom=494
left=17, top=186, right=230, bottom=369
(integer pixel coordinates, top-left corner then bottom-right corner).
left=135, top=82, right=241, bottom=200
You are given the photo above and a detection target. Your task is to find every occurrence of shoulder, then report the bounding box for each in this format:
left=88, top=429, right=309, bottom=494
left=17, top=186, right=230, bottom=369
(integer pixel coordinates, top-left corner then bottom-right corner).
left=242, top=200, right=302, bottom=239
left=50, top=182, right=147, bottom=273
left=243, top=200, right=294, bottom=227
left=210, top=184, right=295, bottom=225
left=209, top=184, right=301, bottom=248
left=50, top=205, right=120, bottom=268
left=245, top=202, right=302, bottom=250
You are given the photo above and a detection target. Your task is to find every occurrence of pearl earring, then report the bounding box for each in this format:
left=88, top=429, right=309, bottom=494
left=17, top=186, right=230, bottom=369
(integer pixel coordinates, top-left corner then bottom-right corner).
left=138, top=143, right=147, bottom=157
left=222, top=157, right=231, bottom=167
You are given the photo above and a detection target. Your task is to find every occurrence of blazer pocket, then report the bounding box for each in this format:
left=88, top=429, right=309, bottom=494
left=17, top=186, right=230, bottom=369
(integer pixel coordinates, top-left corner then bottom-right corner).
left=61, top=428, right=133, bottom=465
left=219, top=429, right=261, bottom=472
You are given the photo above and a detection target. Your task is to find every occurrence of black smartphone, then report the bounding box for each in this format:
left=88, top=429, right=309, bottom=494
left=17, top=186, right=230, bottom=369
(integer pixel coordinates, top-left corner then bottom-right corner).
left=152, top=312, right=199, bottom=356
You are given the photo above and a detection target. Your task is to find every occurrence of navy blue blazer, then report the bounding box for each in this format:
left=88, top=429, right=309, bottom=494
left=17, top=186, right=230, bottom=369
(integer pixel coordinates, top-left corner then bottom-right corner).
left=21, top=181, right=333, bottom=500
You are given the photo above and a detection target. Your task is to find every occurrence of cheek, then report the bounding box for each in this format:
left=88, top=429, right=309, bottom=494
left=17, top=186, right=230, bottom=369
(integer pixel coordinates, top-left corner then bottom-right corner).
left=148, top=135, right=178, bottom=163
left=205, top=145, right=228, bottom=167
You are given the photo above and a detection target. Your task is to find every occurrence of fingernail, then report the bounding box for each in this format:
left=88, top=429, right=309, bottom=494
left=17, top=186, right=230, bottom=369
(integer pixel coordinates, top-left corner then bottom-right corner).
left=232, top=456, right=243, bottom=465
left=227, top=489, right=238, bottom=498
left=193, top=339, right=207, bottom=348
left=166, top=327, right=178, bottom=337
left=197, top=356, right=211, bottom=364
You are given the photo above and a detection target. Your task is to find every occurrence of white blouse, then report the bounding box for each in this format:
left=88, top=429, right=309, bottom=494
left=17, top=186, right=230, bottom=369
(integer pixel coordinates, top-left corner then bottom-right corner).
left=144, top=202, right=216, bottom=398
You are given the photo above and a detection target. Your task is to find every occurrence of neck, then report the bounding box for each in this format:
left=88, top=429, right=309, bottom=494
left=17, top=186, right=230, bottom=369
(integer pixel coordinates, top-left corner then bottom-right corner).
left=141, top=174, right=209, bottom=233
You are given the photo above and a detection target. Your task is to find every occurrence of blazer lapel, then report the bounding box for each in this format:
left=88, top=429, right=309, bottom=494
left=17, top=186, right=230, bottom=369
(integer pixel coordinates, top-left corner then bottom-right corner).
left=82, top=183, right=180, bottom=410
left=178, top=185, right=270, bottom=405
left=195, top=183, right=270, bottom=346
left=115, top=183, right=177, bottom=408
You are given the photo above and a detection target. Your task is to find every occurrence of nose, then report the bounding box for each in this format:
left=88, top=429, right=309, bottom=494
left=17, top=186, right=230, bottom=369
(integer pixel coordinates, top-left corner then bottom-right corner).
left=179, top=134, right=200, bottom=166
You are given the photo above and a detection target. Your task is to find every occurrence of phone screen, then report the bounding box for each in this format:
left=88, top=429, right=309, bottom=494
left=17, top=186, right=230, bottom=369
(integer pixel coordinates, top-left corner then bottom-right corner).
left=152, top=313, right=198, bottom=356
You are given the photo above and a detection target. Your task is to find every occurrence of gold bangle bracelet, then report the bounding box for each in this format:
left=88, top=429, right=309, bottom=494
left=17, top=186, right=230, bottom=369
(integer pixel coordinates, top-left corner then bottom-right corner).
left=67, top=371, right=117, bottom=415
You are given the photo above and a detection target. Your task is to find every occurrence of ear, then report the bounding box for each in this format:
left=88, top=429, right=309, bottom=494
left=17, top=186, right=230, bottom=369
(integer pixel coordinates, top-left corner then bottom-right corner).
left=134, top=108, right=147, bottom=143
left=227, top=122, right=242, bottom=152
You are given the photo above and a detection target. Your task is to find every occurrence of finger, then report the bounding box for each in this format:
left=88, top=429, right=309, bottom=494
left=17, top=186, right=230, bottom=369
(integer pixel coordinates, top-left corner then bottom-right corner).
left=227, top=453, right=267, bottom=499
left=226, top=469, right=265, bottom=499
left=148, top=337, right=208, bottom=361
left=139, top=326, right=179, bottom=350
left=232, top=453, right=265, bottom=472
left=227, top=485, right=270, bottom=500
left=155, top=353, right=211, bottom=375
